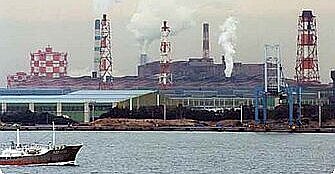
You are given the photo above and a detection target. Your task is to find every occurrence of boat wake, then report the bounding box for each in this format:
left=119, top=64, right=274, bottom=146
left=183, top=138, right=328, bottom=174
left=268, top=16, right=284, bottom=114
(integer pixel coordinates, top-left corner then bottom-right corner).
left=0, top=161, right=78, bottom=168
left=33, top=161, right=78, bottom=166
left=0, top=162, right=78, bottom=174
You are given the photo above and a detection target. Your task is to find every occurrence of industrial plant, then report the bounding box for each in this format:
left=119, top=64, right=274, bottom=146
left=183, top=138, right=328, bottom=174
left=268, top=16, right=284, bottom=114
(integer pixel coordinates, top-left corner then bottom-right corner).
left=2, top=10, right=334, bottom=129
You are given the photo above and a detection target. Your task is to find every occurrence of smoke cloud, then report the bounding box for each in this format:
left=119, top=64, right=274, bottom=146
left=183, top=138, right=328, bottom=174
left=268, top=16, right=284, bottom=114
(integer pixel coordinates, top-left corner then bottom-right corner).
left=93, top=0, right=121, bottom=16
left=127, top=0, right=195, bottom=54
left=68, top=66, right=91, bottom=77
left=218, top=16, right=238, bottom=78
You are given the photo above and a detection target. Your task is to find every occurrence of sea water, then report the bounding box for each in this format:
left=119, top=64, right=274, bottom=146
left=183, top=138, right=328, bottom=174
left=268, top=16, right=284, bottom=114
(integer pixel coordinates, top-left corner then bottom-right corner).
left=0, top=131, right=335, bottom=174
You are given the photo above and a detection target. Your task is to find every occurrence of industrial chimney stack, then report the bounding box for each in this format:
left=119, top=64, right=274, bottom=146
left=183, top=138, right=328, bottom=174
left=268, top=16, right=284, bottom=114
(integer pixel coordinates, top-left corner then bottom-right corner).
left=331, top=70, right=335, bottom=97
left=202, top=22, right=210, bottom=60
left=222, top=54, right=226, bottom=77
left=139, top=53, right=148, bottom=65
left=92, top=19, right=101, bottom=79
left=295, top=10, right=320, bottom=84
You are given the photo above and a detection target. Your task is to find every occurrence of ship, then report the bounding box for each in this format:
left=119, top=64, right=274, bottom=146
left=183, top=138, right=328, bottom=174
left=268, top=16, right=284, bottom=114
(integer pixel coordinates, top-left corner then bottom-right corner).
left=0, top=123, right=82, bottom=166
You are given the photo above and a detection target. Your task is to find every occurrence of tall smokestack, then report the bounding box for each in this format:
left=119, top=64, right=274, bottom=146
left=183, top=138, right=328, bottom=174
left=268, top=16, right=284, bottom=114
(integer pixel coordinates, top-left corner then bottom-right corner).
left=332, top=70, right=335, bottom=97
left=92, top=19, right=101, bottom=79
left=140, top=53, right=148, bottom=65
left=222, top=54, right=226, bottom=77
left=202, top=22, right=210, bottom=60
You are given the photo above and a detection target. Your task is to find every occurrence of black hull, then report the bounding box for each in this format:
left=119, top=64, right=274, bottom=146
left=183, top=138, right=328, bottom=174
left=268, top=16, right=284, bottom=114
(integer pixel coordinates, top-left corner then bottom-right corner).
left=0, top=144, right=82, bottom=165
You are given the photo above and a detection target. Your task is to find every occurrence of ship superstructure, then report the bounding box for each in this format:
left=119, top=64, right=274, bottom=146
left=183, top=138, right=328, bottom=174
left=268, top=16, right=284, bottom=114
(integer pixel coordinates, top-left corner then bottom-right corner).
left=0, top=123, right=82, bottom=166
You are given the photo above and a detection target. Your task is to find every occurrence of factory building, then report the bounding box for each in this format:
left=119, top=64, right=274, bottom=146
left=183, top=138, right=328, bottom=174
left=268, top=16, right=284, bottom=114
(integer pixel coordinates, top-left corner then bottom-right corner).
left=4, top=10, right=334, bottom=118
left=138, top=60, right=262, bottom=82
left=138, top=59, right=225, bottom=81
left=0, top=89, right=158, bottom=122
left=7, top=21, right=264, bottom=91
left=0, top=87, right=329, bottom=123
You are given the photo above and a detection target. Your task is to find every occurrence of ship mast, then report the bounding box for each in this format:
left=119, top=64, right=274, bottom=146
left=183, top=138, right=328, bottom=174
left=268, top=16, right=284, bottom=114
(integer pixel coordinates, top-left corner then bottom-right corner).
left=16, top=128, right=20, bottom=148
left=52, top=121, right=55, bottom=147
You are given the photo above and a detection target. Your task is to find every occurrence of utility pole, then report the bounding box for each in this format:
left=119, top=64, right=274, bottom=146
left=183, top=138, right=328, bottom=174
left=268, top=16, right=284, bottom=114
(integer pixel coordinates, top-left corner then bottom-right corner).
left=163, top=104, right=166, bottom=122
left=92, top=102, right=95, bottom=122
left=318, top=91, right=322, bottom=128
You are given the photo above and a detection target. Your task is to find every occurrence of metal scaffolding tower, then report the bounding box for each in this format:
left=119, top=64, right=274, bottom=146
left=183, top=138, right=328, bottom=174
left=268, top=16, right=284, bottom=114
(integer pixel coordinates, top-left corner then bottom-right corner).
left=255, top=44, right=302, bottom=127
left=295, top=10, right=320, bottom=83
left=264, top=44, right=282, bottom=94
left=99, top=14, right=113, bottom=89
left=159, top=21, right=172, bottom=89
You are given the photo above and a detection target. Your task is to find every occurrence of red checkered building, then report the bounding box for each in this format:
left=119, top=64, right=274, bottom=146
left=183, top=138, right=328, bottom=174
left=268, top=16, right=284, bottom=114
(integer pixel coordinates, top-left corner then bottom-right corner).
left=30, top=46, right=68, bottom=78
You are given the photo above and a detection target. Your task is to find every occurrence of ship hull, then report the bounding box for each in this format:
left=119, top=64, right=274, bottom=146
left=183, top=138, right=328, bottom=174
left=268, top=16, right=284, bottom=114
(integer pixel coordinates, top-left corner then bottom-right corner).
left=0, top=144, right=82, bottom=166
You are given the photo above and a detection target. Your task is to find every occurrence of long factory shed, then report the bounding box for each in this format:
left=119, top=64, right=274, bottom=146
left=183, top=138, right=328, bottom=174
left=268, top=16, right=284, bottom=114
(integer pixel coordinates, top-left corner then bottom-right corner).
left=0, top=89, right=159, bottom=122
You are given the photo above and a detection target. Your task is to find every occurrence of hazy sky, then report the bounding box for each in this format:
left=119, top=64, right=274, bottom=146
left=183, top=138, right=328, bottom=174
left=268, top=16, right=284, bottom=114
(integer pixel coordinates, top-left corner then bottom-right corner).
left=0, top=0, right=335, bottom=86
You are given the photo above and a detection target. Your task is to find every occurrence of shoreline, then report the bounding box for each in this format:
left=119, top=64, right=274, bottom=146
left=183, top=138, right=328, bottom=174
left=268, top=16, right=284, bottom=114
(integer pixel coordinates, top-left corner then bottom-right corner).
left=1, top=126, right=335, bottom=133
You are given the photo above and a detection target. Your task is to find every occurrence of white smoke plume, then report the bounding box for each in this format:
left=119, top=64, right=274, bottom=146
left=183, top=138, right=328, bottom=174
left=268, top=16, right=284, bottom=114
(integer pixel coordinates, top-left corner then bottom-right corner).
left=68, top=66, right=91, bottom=77
left=93, top=0, right=121, bottom=16
left=127, top=0, right=195, bottom=54
left=218, top=16, right=238, bottom=78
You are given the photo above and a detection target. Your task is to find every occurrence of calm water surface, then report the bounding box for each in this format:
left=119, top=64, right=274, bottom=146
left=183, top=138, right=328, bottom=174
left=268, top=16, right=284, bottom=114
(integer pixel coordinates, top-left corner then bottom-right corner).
left=0, top=131, right=334, bottom=174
